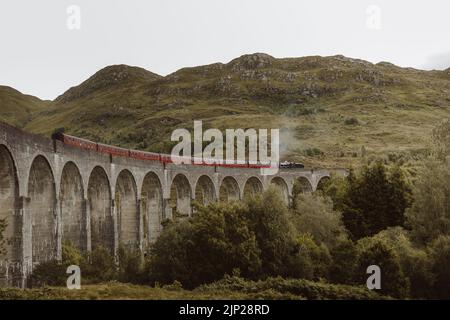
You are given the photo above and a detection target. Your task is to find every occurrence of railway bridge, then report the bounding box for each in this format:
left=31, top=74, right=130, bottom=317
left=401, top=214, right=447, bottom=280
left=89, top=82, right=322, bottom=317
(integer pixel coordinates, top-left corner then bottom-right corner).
left=0, top=121, right=344, bottom=287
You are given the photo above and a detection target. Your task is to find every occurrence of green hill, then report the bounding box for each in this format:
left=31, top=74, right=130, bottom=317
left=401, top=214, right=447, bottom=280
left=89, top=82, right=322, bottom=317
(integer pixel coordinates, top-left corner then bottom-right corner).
left=0, top=86, right=49, bottom=127
left=1, top=54, right=449, bottom=167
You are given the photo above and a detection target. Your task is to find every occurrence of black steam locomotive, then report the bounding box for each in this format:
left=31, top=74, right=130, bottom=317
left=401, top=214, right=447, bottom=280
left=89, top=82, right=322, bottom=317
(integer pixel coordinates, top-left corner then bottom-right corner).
left=279, top=161, right=304, bottom=169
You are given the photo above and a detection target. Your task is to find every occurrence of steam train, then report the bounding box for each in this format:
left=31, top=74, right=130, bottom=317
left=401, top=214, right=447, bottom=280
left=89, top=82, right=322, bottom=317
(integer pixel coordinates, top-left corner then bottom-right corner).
left=52, top=132, right=293, bottom=169
left=279, top=161, right=305, bottom=169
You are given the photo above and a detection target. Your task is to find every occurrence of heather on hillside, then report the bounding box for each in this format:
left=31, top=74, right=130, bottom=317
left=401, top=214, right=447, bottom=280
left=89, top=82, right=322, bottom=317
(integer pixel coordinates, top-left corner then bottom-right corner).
left=1, top=54, right=449, bottom=167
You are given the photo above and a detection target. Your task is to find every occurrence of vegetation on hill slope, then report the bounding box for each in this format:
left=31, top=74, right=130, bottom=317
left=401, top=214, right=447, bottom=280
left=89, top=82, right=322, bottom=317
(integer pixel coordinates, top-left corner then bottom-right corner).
left=0, top=278, right=385, bottom=300
left=0, top=86, right=49, bottom=127
left=0, top=53, right=449, bottom=167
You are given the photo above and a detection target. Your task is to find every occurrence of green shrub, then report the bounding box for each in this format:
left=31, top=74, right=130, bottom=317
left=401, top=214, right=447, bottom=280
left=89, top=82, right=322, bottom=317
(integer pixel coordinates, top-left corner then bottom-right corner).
left=295, top=234, right=332, bottom=279
left=407, top=161, right=450, bottom=245
left=342, top=162, right=412, bottom=239
left=344, top=117, right=359, bottom=125
left=369, top=227, right=433, bottom=298
left=303, top=147, right=324, bottom=157
left=82, top=245, right=117, bottom=283
left=244, top=187, right=300, bottom=278
left=329, top=238, right=359, bottom=285
left=148, top=200, right=262, bottom=288
left=28, top=260, right=67, bottom=288
left=197, top=275, right=387, bottom=300
left=356, top=238, right=409, bottom=298
left=428, top=235, right=450, bottom=299
left=29, top=243, right=120, bottom=287
left=147, top=187, right=311, bottom=288
left=320, top=173, right=349, bottom=211
left=118, top=245, right=144, bottom=284
left=291, top=193, right=347, bottom=249
left=29, top=242, right=86, bottom=287
left=146, top=221, right=195, bottom=287
left=291, top=179, right=313, bottom=205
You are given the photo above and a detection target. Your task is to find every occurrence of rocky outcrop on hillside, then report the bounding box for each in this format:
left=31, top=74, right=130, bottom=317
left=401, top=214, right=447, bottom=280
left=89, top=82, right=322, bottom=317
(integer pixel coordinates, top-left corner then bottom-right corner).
left=55, top=65, right=161, bottom=104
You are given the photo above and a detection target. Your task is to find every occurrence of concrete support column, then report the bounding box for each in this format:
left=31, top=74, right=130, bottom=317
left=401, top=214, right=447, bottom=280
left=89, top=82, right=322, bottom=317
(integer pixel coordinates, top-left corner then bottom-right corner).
left=55, top=197, right=62, bottom=261
left=137, top=198, right=143, bottom=253
left=163, top=198, right=172, bottom=220
left=20, top=196, right=31, bottom=288
left=112, top=199, right=119, bottom=259
left=213, top=172, right=220, bottom=202
left=84, top=198, right=91, bottom=253
left=139, top=197, right=147, bottom=252
left=262, top=175, right=269, bottom=191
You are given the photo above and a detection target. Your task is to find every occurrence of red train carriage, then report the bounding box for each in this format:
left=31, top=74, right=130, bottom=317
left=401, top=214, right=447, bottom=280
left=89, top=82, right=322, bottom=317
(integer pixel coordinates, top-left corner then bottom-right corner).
left=129, top=149, right=160, bottom=161
left=97, top=143, right=129, bottom=157
left=160, top=154, right=192, bottom=165
left=159, top=153, right=173, bottom=164
left=53, top=133, right=98, bottom=151
left=53, top=133, right=276, bottom=169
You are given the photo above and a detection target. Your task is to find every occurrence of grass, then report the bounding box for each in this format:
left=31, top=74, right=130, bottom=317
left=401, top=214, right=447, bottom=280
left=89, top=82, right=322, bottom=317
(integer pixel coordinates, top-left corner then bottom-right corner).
left=0, top=282, right=303, bottom=300
left=0, top=276, right=388, bottom=300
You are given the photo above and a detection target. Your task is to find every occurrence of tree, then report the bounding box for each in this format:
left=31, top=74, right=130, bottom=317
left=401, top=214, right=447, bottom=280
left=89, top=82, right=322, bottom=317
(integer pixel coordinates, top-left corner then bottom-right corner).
left=342, top=161, right=412, bottom=239
left=369, top=227, right=433, bottom=298
left=148, top=187, right=311, bottom=288
left=29, top=242, right=87, bottom=287
left=295, top=233, right=332, bottom=279
left=428, top=235, right=450, bottom=299
left=148, top=201, right=262, bottom=288
left=329, top=238, right=359, bottom=284
left=407, top=161, right=450, bottom=245
left=356, top=238, right=409, bottom=298
left=147, top=221, right=197, bottom=287
left=291, top=192, right=347, bottom=249
left=118, top=245, right=144, bottom=284
left=244, top=186, right=300, bottom=278
left=320, top=172, right=349, bottom=212
left=83, top=245, right=117, bottom=283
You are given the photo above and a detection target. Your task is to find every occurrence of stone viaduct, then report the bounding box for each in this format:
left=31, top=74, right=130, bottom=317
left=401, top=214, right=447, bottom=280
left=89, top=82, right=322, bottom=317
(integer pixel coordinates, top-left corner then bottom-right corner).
left=0, top=121, right=344, bottom=287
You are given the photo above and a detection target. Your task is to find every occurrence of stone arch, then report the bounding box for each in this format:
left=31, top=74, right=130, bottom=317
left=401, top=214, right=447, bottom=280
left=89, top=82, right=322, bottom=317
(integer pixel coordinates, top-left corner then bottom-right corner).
left=170, top=174, right=192, bottom=217
left=0, top=145, right=20, bottom=284
left=194, top=175, right=216, bottom=205
left=316, top=176, right=331, bottom=192
left=296, top=176, right=313, bottom=193
left=60, top=162, right=85, bottom=251
left=28, top=155, right=57, bottom=265
left=270, top=177, right=290, bottom=206
left=243, top=177, right=263, bottom=199
left=141, top=172, right=163, bottom=246
left=115, top=170, right=139, bottom=250
left=88, top=166, right=114, bottom=253
left=219, top=176, right=240, bottom=202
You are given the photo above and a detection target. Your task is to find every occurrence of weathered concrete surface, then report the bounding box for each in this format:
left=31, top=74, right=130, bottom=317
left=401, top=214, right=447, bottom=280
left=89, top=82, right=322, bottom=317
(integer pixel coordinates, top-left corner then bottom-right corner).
left=0, top=121, right=343, bottom=287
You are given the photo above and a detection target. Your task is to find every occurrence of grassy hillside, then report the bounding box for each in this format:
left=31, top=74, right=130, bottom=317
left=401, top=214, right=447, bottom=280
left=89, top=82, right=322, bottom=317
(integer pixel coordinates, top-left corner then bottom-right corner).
left=1, top=54, right=449, bottom=167
left=0, top=86, right=49, bottom=127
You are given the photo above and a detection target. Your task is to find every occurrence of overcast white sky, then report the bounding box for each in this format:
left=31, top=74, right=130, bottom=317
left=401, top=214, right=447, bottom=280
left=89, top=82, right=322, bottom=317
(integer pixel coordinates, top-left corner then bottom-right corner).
left=0, top=0, right=449, bottom=100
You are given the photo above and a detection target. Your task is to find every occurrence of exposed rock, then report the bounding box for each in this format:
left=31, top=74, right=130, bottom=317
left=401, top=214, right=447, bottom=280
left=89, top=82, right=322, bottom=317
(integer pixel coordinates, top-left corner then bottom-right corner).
left=228, top=53, right=275, bottom=71
left=55, top=65, right=161, bottom=103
